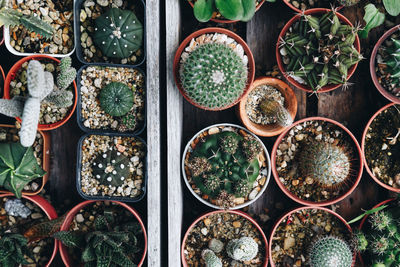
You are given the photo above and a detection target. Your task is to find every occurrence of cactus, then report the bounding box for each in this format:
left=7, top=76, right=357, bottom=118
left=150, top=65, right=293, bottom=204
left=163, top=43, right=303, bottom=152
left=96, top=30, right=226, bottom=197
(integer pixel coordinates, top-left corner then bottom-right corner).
left=337, top=0, right=360, bottom=6
left=241, top=136, right=263, bottom=161
left=56, top=57, right=76, bottom=90
left=260, top=98, right=293, bottom=127
left=0, top=96, right=25, bottom=117
left=180, top=43, right=248, bottom=109
left=202, top=249, right=222, bottom=267
left=308, top=236, right=353, bottom=267
left=382, top=38, right=400, bottom=90
left=44, top=89, right=73, bottom=108
left=0, top=233, right=33, bottom=267
left=99, top=82, right=134, bottom=117
left=208, top=238, right=224, bottom=253
left=226, top=237, right=259, bottom=261
left=118, top=110, right=137, bottom=132
left=93, top=8, right=143, bottom=59
left=279, top=10, right=363, bottom=91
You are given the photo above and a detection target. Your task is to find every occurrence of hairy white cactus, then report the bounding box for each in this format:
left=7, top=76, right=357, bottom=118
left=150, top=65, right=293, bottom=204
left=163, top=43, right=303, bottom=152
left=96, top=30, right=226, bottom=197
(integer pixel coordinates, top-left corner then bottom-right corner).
left=226, top=237, right=258, bottom=262
left=0, top=96, right=25, bottom=117
left=202, top=249, right=222, bottom=267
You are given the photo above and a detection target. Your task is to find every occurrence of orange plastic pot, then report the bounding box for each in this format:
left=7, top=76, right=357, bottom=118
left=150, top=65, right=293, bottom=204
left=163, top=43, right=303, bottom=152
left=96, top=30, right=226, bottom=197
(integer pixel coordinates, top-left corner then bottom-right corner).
left=173, top=27, right=255, bottom=111
left=271, top=116, right=363, bottom=206
left=0, top=124, right=50, bottom=196
left=181, top=209, right=268, bottom=266
left=238, top=76, right=297, bottom=137
left=282, top=0, right=343, bottom=14
left=276, top=8, right=360, bottom=93
left=3, top=55, right=77, bottom=131
left=0, top=193, right=58, bottom=267
left=59, top=200, right=147, bottom=267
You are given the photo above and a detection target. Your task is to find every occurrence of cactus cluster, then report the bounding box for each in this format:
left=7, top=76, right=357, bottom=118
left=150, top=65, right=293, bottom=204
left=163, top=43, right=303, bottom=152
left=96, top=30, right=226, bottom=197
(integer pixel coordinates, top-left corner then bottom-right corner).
left=279, top=10, right=363, bottom=91
left=93, top=8, right=143, bottom=59
left=382, top=38, right=400, bottom=90
left=309, top=236, right=353, bottom=267
left=180, top=42, right=248, bottom=109
left=99, top=82, right=134, bottom=117
left=0, top=233, right=33, bottom=267
left=260, top=98, right=293, bottom=127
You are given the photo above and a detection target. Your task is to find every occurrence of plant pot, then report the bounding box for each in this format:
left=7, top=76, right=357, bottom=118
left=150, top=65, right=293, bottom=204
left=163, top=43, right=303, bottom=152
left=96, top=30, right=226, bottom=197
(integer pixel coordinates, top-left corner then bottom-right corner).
left=0, top=124, right=50, bottom=196
left=238, top=77, right=297, bottom=137
left=0, top=193, right=58, bottom=267
left=74, top=0, right=146, bottom=67
left=76, top=64, right=146, bottom=135
left=268, top=206, right=355, bottom=267
left=361, top=103, right=400, bottom=193
left=271, top=116, right=363, bottom=206
left=276, top=8, right=361, bottom=93
left=0, top=26, right=4, bottom=46
left=173, top=27, right=255, bottom=111
left=0, top=64, right=5, bottom=97
left=182, top=123, right=271, bottom=210
left=76, top=132, right=147, bottom=202
left=370, top=24, right=400, bottom=104
left=58, top=200, right=147, bottom=267
left=3, top=55, right=78, bottom=131
left=282, top=0, right=343, bottom=14
left=186, top=0, right=265, bottom=23
left=181, top=209, right=268, bottom=266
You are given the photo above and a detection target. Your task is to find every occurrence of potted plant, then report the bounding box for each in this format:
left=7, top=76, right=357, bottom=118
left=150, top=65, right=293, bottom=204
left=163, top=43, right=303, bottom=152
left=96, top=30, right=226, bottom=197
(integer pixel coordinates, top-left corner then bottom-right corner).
left=0, top=193, right=58, bottom=267
left=2, top=55, right=77, bottom=133
left=182, top=209, right=268, bottom=266
left=282, top=0, right=350, bottom=13
left=271, top=117, right=363, bottom=206
left=77, top=65, right=146, bottom=135
left=76, top=133, right=147, bottom=202
left=269, top=206, right=355, bottom=267
left=182, top=123, right=271, bottom=210
left=276, top=8, right=362, bottom=93
left=55, top=200, right=147, bottom=267
left=362, top=103, right=400, bottom=192
left=74, top=0, right=145, bottom=66
left=238, top=77, right=297, bottom=137
left=173, top=27, right=255, bottom=111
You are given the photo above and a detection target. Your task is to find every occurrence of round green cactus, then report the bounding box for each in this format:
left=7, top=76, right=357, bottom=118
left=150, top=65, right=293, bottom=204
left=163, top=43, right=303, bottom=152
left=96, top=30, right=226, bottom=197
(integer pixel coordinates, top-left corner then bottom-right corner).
left=234, top=179, right=251, bottom=197
left=99, top=82, right=134, bottom=117
left=93, top=8, right=143, bottom=59
left=180, top=43, right=248, bottom=109
left=219, top=133, right=240, bottom=154
left=309, top=236, right=353, bottom=267
left=226, top=237, right=258, bottom=261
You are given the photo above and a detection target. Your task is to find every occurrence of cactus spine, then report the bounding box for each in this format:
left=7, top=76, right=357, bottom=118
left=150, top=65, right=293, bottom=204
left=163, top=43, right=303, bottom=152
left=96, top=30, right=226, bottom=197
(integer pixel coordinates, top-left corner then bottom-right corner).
left=226, top=237, right=259, bottom=261
left=260, top=98, right=293, bottom=127
left=309, top=236, right=353, bottom=267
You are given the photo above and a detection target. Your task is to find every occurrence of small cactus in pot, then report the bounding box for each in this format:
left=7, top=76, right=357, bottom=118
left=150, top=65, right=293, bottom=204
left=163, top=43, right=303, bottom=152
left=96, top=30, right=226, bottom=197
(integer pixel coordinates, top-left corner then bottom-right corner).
left=308, top=236, right=353, bottom=267
left=259, top=98, right=293, bottom=127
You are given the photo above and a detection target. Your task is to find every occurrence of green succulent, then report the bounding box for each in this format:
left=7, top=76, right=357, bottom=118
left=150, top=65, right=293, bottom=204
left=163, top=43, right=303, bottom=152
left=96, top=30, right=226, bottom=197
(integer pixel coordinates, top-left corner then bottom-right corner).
left=383, top=38, right=400, bottom=91
left=259, top=98, right=293, bottom=127
left=226, top=236, right=259, bottom=262
left=99, top=82, right=134, bottom=117
left=0, top=233, right=34, bottom=267
left=309, top=236, right=353, bottom=267
left=193, top=0, right=256, bottom=22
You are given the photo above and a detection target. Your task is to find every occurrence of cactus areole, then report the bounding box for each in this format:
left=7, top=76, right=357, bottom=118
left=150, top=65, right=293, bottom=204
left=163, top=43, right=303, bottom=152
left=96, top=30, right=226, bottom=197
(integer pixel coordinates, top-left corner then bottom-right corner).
left=93, top=8, right=143, bottom=59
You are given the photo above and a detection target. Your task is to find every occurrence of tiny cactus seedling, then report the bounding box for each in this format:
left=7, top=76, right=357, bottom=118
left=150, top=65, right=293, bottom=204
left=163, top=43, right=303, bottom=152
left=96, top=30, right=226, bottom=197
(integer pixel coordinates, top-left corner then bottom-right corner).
left=99, top=82, right=134, bottom=117
left=208, top=238, right=224, bottom=253
left=0, top=233, right=33, bottom=267
left=308, top=236, right=353, bottom=267
left=202, top=249, right=222, bottom=267
left=383, top=38, right=400, bottom=90
left=226, top=236, right=259, bottom=261
left=259, top=98, right=293, bottom=127
left=93, top=8, right=143, bottom=59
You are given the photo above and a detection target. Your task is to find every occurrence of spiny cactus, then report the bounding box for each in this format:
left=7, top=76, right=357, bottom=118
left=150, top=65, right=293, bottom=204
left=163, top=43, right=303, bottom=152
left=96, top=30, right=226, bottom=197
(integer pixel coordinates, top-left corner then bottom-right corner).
left=260, top=98, right=293, bottom=127
left=337, top=0, right=360, bottom=6
left=180, top=42, right=248, bottom=109
left=226, top=237, right=259, bottom=262
left=56, top=57, right=76, bottom=90
left=202, top=249, right=222, bottom=267
left=0, top=233, right=33, bottom=267
left=44, top=89, right=73, bottom=108
left=383, top=38, right=400, bottom=90
left=0, top=96, right=25, bottom=117
left=309, top=236, right=353, bottom=267
left=99, top=82, right=134, bottom=117
left=208, top=238, right=224, bottom=253
left=118, top=110, right=137, bottom=132
left=279, top=10, right=363, bottom=91
left=241, top=136, right=263, bottom=161
left=93, top=8, right=143, bottom=59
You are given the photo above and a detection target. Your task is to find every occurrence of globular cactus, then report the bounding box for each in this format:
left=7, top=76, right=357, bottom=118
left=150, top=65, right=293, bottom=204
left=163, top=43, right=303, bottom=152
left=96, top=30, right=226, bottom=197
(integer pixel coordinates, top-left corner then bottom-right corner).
left=234, top=179, right=251, bottom=197
left=308, top=236, right=353, bottom=267
left=226, top=237, right=258, bottom=261
left=203, top=174, right=221, bottom=192
left=208, top=238, right=224, bottom=253
left=202, top=249, right=222, bottom=267
left=383, top=38, right=400, bottom=90
left=187, top=156, right=212, bottom=177
left=337, top=0, right=360, bottom=6
left=99, top=82, right=134, bottom=117
left=260, top=98, right=293, bottom=127
left=241, top=136, right=263, bottom=161
left=0, top=96, right=25, bottom=117
left=180, top=43, right=248, bottom=109
left=93, top=8, right=143, bottom=59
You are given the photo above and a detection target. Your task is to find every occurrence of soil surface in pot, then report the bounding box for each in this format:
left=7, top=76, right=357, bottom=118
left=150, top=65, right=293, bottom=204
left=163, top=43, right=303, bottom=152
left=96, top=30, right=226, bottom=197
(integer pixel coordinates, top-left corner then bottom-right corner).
left=183, top=212, right=266, bottom=266
left=271, top=208, right=352, bottom=266
left=80, top=65, right=145, bottom=133
left=365, top=104, right=400, bottom=188
left=284, top=0, right=343, bottom=11
left=8, top=0, right=74, bottom=54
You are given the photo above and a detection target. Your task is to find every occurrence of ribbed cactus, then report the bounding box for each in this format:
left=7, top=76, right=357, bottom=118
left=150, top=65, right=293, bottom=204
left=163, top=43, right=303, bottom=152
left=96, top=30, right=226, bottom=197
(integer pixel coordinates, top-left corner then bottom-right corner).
left=260, top=98, right=293, bottom=127
left=0, top=233, right=33, bottom=267
left=383, top=38, right=400, bottom=90
left=180, top=43, right=248, bottom=109
left=0, top=96, right=25, bottom=117
left=99, top=82, right=134, bottom=117
left=226, top=237, right=259, bottom=261
left=93, top=8, right=143, bottom=59
left=202, top=249, right=222, bottom=267
left=309, top=236, right=353, bottom=267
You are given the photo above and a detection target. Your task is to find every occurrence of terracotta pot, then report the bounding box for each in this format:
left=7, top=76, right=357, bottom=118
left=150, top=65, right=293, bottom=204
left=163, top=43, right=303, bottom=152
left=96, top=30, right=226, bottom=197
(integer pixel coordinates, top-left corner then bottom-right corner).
left=3, top=55, right=78, bottom=131
left=0, top=26, right=4, bottom=46
left=187, top=0, right=265, bottom=23
left=0, top=124, right=50, bottom=196
left=276, top=8, right=361, bottom=93
left=282, top=0, right=343, bottom=14
left=238, top=77, right=297, bottom=137
left=268, top=206, right=355, bottom=267
left=271, top=116, right=363, bottom=206
left=173, top=27, right=255, bottom=111
left=370, top=24, right=400, bottom=104
left=58, top=200, right=147, bottom=267
left=0, top=64, right=5, bottom=96
left=361, top=103, right=400, bottom=193
left=181, top=209, right=268, bottom=266
left=0, top=193, right=58, bottom=267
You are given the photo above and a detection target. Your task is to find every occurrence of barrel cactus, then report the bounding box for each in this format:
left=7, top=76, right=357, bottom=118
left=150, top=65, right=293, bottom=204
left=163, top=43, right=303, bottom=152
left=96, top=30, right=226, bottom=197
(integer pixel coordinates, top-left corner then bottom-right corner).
left=226, top=237, right=258, bottom=262
left=309, top=236, right=353, bottom=267
left=93, top=8, right=143, bottom=59
left=99, top=82, right=134, bottom=117
left=260, top=98, right=293, bottom=127
left=202, top=249, right=222, bottom=267
left=180, top=42, right=248, bottom=109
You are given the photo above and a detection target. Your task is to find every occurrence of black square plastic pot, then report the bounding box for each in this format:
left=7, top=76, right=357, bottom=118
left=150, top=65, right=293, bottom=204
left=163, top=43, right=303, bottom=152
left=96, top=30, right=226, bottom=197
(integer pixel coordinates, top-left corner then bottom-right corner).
left=76, top=132, right=147, bottom=202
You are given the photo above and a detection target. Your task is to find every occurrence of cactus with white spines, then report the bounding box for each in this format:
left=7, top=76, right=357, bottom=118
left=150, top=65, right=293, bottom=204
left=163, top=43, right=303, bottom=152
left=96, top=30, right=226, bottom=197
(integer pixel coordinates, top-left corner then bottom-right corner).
left=309, top=236, right=353, bottom=267
left=202, top=249, right=222, bottom=267
left=226, top=237, right=259, bottom=262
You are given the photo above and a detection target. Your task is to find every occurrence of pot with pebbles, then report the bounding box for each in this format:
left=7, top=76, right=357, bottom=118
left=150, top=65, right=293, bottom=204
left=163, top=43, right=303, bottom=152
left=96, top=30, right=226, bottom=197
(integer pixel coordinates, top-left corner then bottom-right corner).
left=173, top=27, right=255, bottom=111
left=75, top=0, right=145, bottom=66
left=182, top=209, right=268, bottom=267
left=55, top=200, right=147, bottom=267
left=77, top=133, right=147, bottom=202
left=271, top=117, right=363, bottom=206
left=276, top=8, right=362, bottom=93
left=269, top=206, right=355, bottom=267
left=77, top=64, right=146, bottom=135
left=182, top=123, right=271, bottom=210
left=238, top=77, right=297, bottom=137
left=362, top=103, right=400, bottom=192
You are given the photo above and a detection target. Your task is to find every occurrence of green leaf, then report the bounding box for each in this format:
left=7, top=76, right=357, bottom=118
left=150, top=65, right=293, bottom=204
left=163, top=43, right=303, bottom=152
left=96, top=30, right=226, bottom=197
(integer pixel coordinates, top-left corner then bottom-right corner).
left=0, top=8, right=22, bottom=28
left=240, top=0, right=256, bottom=22
left=20, top=14, right=54, bottom=39
left=193, top=0, right=214, bottom=22
left=347, top=205, right=388, bottom=224
left=359, top=4, right=385, bottom=39
left=215, top=0, right=243, bottom=21
left=266, top=0, right=276, bottom=2
left=82, top=247, right=96, bottom=263
left=15, top=146, right=45, bottom=179
left=53, top=231, right=85, bottom=248
left=0, top=143, right=15, bottom=169
left=383, top=0, right=400, bottom=16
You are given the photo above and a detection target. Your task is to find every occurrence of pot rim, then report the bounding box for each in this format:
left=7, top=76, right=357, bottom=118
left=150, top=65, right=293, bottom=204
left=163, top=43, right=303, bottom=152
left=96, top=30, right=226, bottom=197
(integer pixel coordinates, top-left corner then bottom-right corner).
left=281, top=0, right=343, bottom=14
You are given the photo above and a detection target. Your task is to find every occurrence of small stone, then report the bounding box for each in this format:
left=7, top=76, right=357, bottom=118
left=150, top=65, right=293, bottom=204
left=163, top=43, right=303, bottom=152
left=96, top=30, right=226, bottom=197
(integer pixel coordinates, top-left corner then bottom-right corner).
left=295, top=134, right=304, bottom=141
left=305, top=177, right=313, bottom=184
left=284, top=236, right=295, bottom=250
left=382, top=143, right=388, bottom=150
left=76, top=213, right=85, bottom=223
left=97, top=0, right=109, bottom=6
left=84, top=120, right=90, bottom=128
left=33, top=246, right=41, bottom=254
left=113, top=0, right=123, bottom=7
left=31, top=213, right=43, bottom=219
left=94, top=78, right=102, bottom=88
left=203, top=218, right=211, bottom=226
left=315, top=134, right=322, bottom=141
left=80, top=10, right=87, bottom=22
left=201, top=227, right=208, bottom=235
left=248, top=188, right=258, bottom=200
left=49, top=11, right=58, bottom=21
left=31, top=182, right=39, bottom=191
left=5, top=199, right=31, bottom=218
left=232, top=221, right=241, bottom=228
left=292, top=179, right=299, bottom=186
